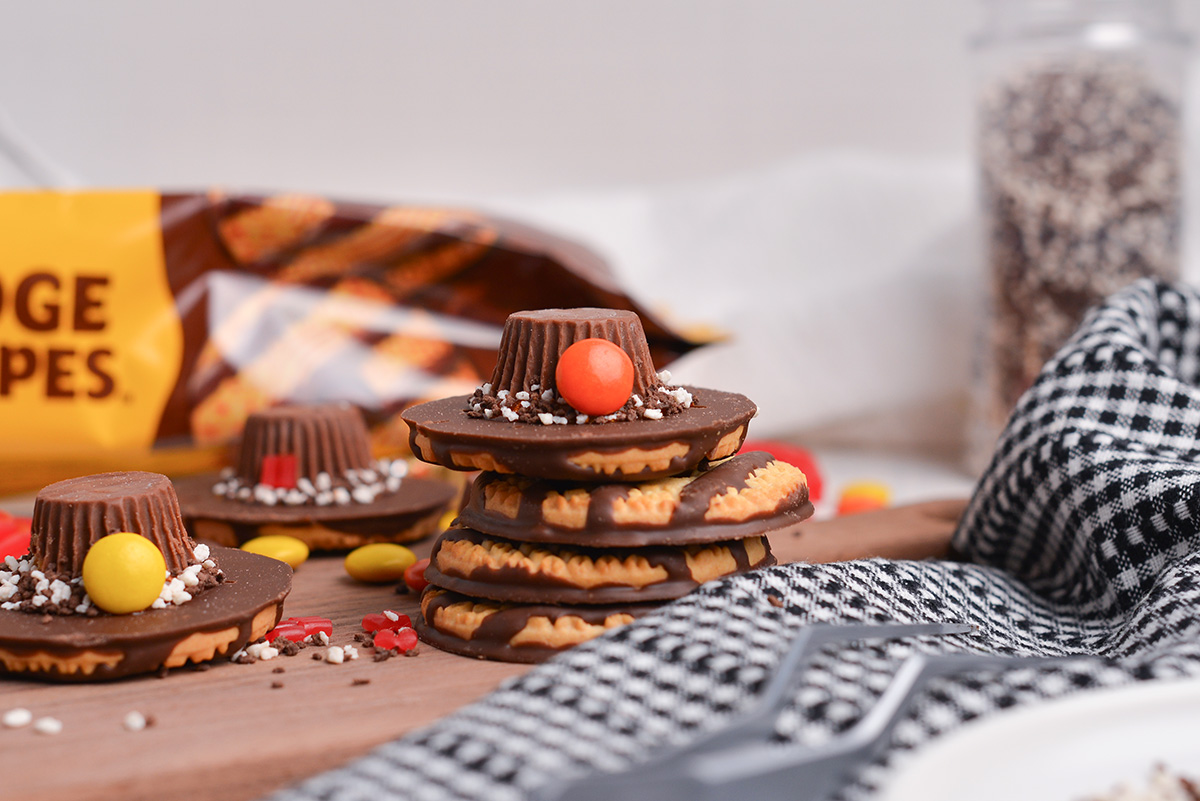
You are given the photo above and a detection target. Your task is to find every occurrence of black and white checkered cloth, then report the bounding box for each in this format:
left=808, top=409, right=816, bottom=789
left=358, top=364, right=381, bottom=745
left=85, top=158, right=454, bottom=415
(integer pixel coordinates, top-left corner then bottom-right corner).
left=272, top=279, right=1200, bottom=801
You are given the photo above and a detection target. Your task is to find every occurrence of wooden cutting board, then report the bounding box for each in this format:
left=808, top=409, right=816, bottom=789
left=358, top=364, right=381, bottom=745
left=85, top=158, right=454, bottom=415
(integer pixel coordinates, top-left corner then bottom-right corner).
left=0, top=499, right=966, bottom=801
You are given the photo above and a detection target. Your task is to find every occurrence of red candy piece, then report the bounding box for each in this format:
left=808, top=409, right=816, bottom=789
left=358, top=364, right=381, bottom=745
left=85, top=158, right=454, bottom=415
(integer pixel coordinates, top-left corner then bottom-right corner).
left=0, top=515, right=32, bottom=560
left=554, top=338, right=635, bottom=417
left=404, top=558, right=430, bottom=594
left=739, top=439, right=823, bottom=503
left=259, top=454, right=298, bottom=489
left=265, top=615, right=332, bottom=642
left=374, top=627, right=418, bottom=653
left=362, top=611, right=413, bottom=633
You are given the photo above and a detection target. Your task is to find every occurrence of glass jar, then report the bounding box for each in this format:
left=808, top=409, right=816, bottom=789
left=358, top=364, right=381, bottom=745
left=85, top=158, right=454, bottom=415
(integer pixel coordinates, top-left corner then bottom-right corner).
left=968, top=0, right=1189, bottom=464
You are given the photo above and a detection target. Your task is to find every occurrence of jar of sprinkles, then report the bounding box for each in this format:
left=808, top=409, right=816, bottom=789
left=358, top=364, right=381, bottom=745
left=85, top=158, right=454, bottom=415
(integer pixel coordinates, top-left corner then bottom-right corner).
left=969, top=0, right=1188, bottom=458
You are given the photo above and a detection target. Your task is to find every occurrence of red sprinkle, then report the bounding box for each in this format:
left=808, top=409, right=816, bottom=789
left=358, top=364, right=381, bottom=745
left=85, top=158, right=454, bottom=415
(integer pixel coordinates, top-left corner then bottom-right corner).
left=362, top=611, right=413, bottom=633
left=259, top=454, right=298, bottom=489
left=374, top=627, right=418, bottom=653
left=0, top=514, right=32, bottom=559
left=404, top=559, right=430, bottom=594
left=265, top=615, right=332, bottom=642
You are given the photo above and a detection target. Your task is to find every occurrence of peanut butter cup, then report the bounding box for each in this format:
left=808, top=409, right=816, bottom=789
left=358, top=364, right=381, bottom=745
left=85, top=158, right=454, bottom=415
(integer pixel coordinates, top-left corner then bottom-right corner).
left=31, top=472, right=194, bottom=578
left=174, top=403, right=457, bottom=550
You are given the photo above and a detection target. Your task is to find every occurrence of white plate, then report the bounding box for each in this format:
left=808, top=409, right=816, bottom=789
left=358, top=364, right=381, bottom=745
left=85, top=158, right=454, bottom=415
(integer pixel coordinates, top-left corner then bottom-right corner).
left=880, top=677, right=1200, bottom=801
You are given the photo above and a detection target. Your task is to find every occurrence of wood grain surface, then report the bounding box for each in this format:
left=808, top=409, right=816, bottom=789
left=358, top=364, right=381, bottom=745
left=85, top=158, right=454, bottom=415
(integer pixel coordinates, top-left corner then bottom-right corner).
left=0, top=499, right=966, bottom=801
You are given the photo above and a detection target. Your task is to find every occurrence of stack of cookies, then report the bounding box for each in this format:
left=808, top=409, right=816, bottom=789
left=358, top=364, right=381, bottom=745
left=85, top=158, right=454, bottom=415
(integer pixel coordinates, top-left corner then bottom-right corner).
left=403, top=309, right=813, bottom=663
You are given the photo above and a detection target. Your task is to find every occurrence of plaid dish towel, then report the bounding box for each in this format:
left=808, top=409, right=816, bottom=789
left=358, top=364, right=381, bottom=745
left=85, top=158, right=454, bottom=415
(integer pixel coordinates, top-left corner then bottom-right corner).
left=272, top=279, right=1200, bottom=801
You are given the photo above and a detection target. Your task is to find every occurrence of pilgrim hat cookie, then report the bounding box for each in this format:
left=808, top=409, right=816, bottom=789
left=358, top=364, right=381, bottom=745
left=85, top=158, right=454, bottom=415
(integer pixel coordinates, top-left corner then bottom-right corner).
left=0, top=471, right=291, bottom=682
left=174, top=403, right=458, bottom=550
left=426, top=525, right=775, bottom=605
left=419, top=586, right=658, bottom=663
left=458, top=451, right=813, bottom=547
left=402, top=309, right=756, bottom=482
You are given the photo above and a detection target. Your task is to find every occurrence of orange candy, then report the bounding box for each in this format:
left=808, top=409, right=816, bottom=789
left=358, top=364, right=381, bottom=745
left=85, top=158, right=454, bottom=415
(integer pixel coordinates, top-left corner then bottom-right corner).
left=555, top=338, right=635, bottom=416
left=836, top=481, right=891, bottom=516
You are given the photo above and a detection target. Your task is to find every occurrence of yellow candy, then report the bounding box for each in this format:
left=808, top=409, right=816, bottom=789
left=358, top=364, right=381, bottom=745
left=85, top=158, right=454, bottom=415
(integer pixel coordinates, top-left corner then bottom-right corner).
left=241, top=535, right=309, bottom=569
left=344, top=543, right=417, bottom=584
left=81, top=533, right=167, bottom=615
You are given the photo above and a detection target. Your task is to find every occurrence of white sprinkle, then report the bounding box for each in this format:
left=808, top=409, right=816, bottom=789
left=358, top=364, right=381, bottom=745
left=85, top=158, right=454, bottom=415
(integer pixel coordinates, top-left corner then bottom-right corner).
left=496, top=389, right=509, bottom=399
left=49, top=580, right=71, bottom=605
left=170, top=589, right=193, bottom=605
left=351, top=486, right=375, bottom=504
left=33, top=717, right=62, bottom=736
left=515, top=391, right=530, bottom=401
left=529, top=384, right=540, bottom=392
left=31, top=595, right=47, bottom=607
left=123, top=711, right=148, bottom=732
left=483, top=409, right=494, bottom=419
left=343, top=645, right=359, bottom=661
left=315, top=472, right=332, bottom=492
left=202, top=559, right=216, bottom=569
left=254, top=486, right=277, bottom=506
left=501, top=407, right=519, bottom=422
left=325, top=646, right=345, bottom=664
left=74, top=603, right=91, bottom=614
left=307, top=630, right=330, bottom=646
left=30, top=570, right=44, bottom=582
left=315, top=492, right=333, bottom=506
left=631, top=394, right=643, bottom=407
left=541, top=389, right=555, bottom=402
left=212, top=482, right=228, bottom=495
left=246, top=642, right=278, bottom=661
left=2, top=708, right=32, bottom=728
left=219, top=467, right=235, bottom=479
left=472, top=403, right=482, bottom=412
left=333, top=487, right=352, bottom=506
left=34, top=578, right=49, bottom=593
left=168, top=578, right=185, bottom=594
left=0, top=585, right=16, bottom=601
left=553, top=416, right=569, bottom=425
left=296, top=477, right=316, bottom=496
left=385, top=476, right=402, bottom=492
left=181, top=571, right=200, bottom=588
left=383, top=610, right=399, bottom=622
left=643, top=409, right=664, bottom=420
left=538, top=413, right=555, bottom=425
left=576, top=415, right=589, bottom=424
left=150, top=598, right=167, bottom=609
left=274, top=487, right=288, bottom=499
left=657, top=369, right=672, bottom=384
left=230, top=648, right=247, bottom=661
left=480, top=382, right=492, bottom=394
left=1, top=602, right=19, bottom=611
left=236, top=487, right=252, bottom=500
left=284, top=490, right=306, bottom=506
left=388, top=460, right=407, bottom=478
left=193, top=544, right=210, bottom=562
left=0, top=570, right=12, bottom=584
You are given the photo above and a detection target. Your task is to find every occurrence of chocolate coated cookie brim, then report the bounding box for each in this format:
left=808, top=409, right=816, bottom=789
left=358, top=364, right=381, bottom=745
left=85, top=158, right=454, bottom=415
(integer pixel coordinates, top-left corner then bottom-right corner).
left=403, top=387, right=756, bottom=482
left=426, top=527, right=776, bottom=605
left=0, top=547, right=291, bottom=682
left=416, top=588, right=659, bottom=663
left=459, top=451, right=813, bottom=547
left=173, top=474, right=458, bottom=546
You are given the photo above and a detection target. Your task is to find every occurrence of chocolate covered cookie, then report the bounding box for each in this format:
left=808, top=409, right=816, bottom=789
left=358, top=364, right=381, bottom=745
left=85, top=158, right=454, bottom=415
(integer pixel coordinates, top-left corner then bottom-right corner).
left=417, top=586, right=657, bottom=663
left=459, top=451, right=812, bottom=547
left=426, top=525, right=774, bottom=605
left=175, top=403, right=457, bottom=549
left=403, top=309, right=756, bottom=482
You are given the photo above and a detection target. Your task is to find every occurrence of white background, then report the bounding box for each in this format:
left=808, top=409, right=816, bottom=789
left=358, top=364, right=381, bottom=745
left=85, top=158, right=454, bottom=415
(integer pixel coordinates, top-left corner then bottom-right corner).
left=1, top=1, right=1197, bottom=474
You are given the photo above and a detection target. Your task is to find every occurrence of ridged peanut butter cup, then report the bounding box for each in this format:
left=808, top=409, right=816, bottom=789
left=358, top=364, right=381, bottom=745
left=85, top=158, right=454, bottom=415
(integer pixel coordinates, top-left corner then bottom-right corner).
left=489, top=308, right=662, bottom=399
left=235, top=403, right=373, bottom=486
left=30, top=471, right=195, bottom=578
